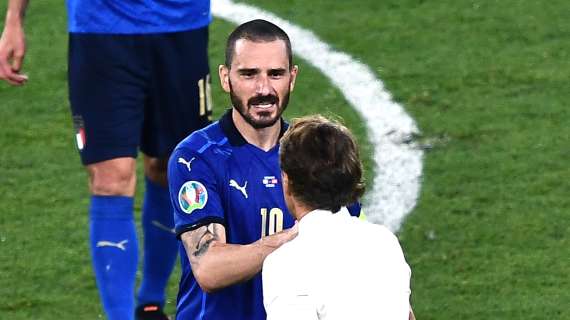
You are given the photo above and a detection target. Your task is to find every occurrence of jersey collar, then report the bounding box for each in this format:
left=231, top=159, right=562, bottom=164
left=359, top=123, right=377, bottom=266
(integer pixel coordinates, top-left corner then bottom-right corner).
left=219, top=108, right=289, bottom=146
left=299, top=207, right=350, bottom=234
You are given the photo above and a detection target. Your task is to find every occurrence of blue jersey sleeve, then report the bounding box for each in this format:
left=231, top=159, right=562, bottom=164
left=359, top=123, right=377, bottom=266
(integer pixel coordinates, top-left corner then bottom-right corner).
left=168, top=147, right=225, bottom=237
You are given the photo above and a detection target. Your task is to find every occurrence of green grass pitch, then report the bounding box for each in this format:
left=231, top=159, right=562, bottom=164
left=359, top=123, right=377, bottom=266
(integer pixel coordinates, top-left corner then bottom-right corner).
left=1, top=0, right=568, bottom=319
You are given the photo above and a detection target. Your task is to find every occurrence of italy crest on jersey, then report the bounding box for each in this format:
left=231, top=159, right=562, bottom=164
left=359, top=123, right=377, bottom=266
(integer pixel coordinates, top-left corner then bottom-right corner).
left=178, top=181, right=208, bottom=214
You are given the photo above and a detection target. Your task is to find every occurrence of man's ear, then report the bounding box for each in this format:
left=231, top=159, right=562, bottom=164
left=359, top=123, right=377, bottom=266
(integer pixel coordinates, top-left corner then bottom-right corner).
left=289, top=65, right=299, bottom=92
left=219, top=64, right=231, bottom=93
left=281, top=172, right=290, bottom=195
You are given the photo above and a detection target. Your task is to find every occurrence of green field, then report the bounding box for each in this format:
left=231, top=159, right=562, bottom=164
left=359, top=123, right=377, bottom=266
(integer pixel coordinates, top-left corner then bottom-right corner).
left=1, top=0, right=568, bottom=319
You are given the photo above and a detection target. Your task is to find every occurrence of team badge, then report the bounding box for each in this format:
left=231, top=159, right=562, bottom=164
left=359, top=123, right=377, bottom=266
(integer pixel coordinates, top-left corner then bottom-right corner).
left=263, top=176, right=278, bottom=188
left=178, top=181, right=208, bottom=214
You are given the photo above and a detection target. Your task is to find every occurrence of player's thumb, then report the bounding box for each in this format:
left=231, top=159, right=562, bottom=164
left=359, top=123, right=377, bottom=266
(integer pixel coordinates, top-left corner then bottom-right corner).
left=12, top=48, right=25, bottom=72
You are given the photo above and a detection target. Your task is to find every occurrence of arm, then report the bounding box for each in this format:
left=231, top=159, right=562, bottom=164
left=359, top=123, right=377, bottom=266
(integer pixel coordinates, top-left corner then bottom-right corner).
left=409, top=307, right=416, bottom=320
left=181, top=222, right=297, bottom=293
left=0, top=0, right=29, bottom=85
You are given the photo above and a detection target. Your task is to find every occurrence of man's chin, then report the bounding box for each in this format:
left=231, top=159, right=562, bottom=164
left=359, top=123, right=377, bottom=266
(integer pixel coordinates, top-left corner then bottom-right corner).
left=248, top=116, right=280, bottom=129
left=233, top=104, right=283, bottom=129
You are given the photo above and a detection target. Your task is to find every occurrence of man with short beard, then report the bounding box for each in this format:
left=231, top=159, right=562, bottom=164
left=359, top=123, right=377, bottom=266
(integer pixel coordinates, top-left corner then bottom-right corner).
left=168, top=19, right=365, bottom=320
left=169, top=17, right=419, bottom=320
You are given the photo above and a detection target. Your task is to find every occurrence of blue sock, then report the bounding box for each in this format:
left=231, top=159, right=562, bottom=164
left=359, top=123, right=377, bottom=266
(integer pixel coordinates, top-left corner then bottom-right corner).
left=137, top=177, right=178, bottom=307
left=90, top=195, right=138, bottom=320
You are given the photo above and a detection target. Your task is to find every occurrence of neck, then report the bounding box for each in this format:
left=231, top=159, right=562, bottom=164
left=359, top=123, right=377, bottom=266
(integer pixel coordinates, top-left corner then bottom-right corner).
left=290, top=199, right=315, bottom=222
left=295, top=208, right=313, bottom=221
left=232, top=109, right=281, bottom=151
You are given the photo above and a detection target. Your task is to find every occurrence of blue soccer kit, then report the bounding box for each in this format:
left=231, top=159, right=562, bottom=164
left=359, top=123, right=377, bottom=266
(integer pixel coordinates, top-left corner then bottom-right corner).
left=168, top=110, right=362, bottom=319
left=169, top=110, right=294, bottom=320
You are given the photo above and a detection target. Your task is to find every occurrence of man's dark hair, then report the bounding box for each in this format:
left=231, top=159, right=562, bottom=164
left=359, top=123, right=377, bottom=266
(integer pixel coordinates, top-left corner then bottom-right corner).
left=225, top=19, right=293, bottom=69
left=280, top=115, right=365, bottom=213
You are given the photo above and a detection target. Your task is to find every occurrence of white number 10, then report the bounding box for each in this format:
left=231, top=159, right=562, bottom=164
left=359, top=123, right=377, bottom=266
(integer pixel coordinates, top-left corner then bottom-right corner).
left=260, top=207, right=284, bottom=238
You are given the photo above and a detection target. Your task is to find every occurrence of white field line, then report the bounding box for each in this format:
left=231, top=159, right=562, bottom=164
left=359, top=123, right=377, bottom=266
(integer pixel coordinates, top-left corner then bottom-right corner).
left=213, top=0, right=424, bottom=232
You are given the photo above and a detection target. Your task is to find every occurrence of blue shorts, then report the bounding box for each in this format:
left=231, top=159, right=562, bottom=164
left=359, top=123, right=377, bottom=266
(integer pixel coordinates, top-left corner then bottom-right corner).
left=68, top=27, right=212, bottom=165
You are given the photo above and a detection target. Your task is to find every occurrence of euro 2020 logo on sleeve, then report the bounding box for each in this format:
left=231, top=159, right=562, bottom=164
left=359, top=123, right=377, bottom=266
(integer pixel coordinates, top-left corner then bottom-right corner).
left=178, top=181, right=208, bottom=214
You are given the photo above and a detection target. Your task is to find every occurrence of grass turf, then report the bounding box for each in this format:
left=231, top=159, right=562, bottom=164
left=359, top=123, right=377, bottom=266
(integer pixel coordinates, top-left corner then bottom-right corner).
left=1, top=0, right=568, bottom=319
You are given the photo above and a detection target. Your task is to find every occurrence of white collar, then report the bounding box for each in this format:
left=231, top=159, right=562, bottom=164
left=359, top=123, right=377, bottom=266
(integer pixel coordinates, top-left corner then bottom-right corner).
left=298, top=207, right=350, bottom=234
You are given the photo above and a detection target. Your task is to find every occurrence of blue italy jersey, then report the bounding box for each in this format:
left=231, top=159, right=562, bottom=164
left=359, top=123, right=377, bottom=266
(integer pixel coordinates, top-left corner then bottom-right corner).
left=67, top=0, right=211, bottom=34
left=168, top=110, right=362, bottom=319
left=168, top=110, right=294, bottom=320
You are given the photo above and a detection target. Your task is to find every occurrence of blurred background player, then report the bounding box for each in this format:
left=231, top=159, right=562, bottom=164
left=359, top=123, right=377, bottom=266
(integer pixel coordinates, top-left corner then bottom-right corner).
left=263, top=115, right=414, bottom=320
left=0, top=0, right=212, bottom=319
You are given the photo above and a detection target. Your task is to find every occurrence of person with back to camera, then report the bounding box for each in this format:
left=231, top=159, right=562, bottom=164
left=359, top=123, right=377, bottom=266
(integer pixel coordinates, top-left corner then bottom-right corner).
left=263, top=115, right=416, bottom=320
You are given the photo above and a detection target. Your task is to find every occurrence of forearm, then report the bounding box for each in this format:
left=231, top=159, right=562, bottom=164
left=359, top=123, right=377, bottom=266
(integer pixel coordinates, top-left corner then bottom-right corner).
left=5, top=0, right=28, bottom=26
left=182, top=222, right=296, bottom=293
left=192, top=239, right=273, bottom=292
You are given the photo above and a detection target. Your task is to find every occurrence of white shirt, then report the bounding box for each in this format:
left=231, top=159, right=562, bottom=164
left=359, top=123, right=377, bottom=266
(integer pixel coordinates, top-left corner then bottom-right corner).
left=263, top=208, right=411, bottom=320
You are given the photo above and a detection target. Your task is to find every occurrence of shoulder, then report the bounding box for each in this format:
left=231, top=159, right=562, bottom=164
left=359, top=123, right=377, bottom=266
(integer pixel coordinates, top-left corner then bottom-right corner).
left=265, top=239, right=293, bottom=267
left=168, top=121, right=234, bottom=189
left=359, top=222, right=409, bottom=268
left=351, top=218, right=398, bottom=245
left=264, top=237, right=302, bottom=274
left=171, top=121, right=233, bottom=166
left=176, top=121, right=228, bottom=153
left=369, top=223, right=400, bottom=246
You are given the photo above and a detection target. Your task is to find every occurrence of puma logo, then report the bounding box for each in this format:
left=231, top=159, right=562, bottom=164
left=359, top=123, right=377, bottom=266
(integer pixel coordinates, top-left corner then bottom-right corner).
left=178, top=157, right=196, bottom=172
left=96, top=240, right=128, bottom=251
left=229, top=179, right=248, bottom=199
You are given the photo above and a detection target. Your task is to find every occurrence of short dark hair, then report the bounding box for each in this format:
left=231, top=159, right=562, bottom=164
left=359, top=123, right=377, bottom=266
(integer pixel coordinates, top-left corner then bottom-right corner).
left=225, top=19, right=293, bottom=69
left=280, top=115, right=365, bottom=213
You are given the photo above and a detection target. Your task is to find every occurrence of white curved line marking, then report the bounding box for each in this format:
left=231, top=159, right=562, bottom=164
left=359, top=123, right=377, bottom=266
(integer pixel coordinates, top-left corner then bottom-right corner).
left=213, top=0, right=424, bottom=232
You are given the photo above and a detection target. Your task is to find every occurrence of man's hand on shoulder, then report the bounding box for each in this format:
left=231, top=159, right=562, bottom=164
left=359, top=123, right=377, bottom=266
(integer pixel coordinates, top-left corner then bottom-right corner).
left=179, top=221, right=298, bottom=293
left=258, top=222, right=298, bottom=251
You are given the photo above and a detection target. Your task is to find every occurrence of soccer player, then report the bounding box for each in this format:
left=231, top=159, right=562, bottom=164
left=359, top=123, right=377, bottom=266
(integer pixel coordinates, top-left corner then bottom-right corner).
left=0, top=1, right=212, bottom=319
left=168, top=19, right=362, bottom=319
left=263, top=115, right=413, bottom=320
